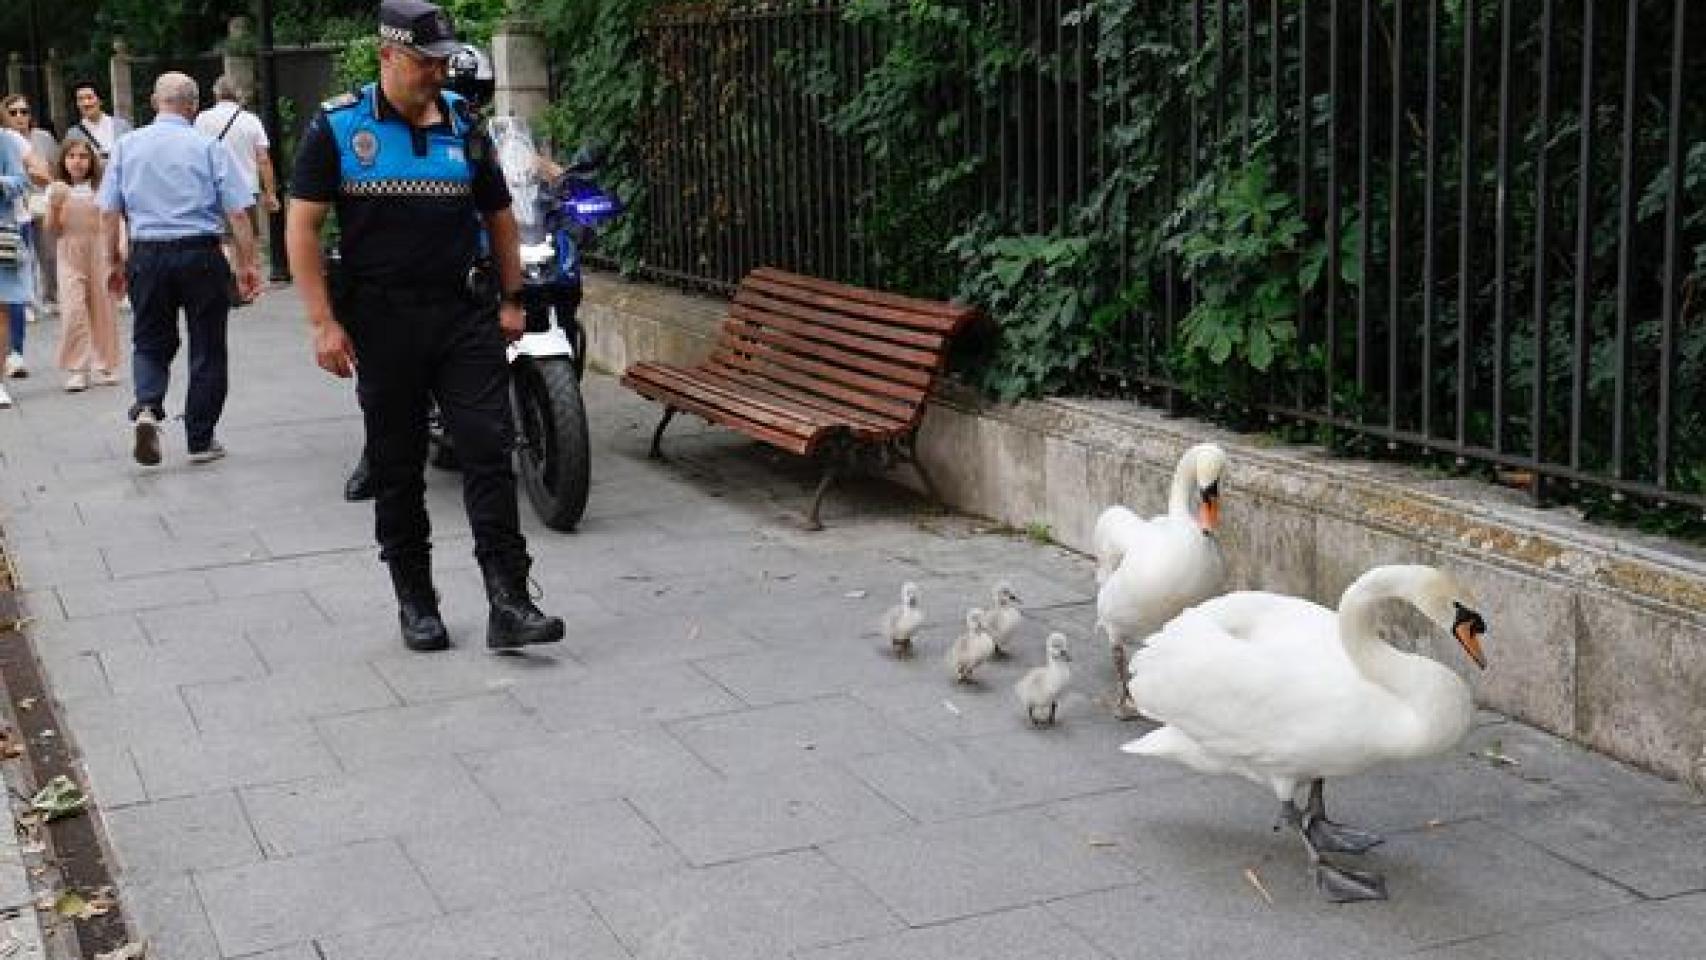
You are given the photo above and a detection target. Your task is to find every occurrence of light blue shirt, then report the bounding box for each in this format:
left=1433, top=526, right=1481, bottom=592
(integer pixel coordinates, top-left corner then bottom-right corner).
left=96, top=113, right=253, bottom=240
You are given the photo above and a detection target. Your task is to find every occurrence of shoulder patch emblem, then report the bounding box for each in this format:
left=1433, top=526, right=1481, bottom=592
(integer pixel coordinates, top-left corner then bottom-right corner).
left=350, top=129, right=379, bottom=167
left=320, top=92, right=359, bottom=112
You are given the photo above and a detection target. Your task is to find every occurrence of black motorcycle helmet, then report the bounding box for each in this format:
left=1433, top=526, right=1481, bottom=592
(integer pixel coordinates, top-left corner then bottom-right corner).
left=445, top=43, right=495, bottom=111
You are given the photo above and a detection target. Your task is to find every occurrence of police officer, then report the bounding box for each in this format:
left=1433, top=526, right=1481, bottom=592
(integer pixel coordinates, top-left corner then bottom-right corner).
left=285, top=0, right=563, bottom=653
left=342, top=41, right=495, bottom=503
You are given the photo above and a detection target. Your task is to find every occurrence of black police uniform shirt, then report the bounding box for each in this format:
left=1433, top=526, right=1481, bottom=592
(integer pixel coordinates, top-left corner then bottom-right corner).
left=290, top=82, right=508, bottom=287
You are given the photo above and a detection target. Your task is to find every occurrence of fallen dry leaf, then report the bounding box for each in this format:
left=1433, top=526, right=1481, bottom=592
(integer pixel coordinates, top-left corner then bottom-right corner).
left=843, top=590, right=868, bottom=599
left=1476, top=747, right=1521, bottom=768
left=30, top=775, right=89, bottom=821
left=1425, top=819, right=1444, bottom=829
left=1243, top=867, right=1276, bottom=906
left=1087, top=837, right=1119, bottom=848
left=16, top=699, right=36, bottom=712
left=941, top=700, right=961, bottom=716
left=0, top=729, right=23, bottom=760
left=95, top=943, right=147, bottom=960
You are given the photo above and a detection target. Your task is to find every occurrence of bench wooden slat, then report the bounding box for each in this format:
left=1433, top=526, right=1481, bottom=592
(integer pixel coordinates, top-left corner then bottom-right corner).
left=727, top=302, right=943, bottom=368
left=731, top=292, right=948, bottom=352
left=711, top=344, right=923, bottom=422
left=630, top=362, right=901, bottom=440
left=720, top=338, right=927, bottom=406
left=724, top=319, right=936, bottom=391
left=627, top=363, right=836, bottom=436
left=703, top=363, right=910, bottom=435
left=749, top=267, right=976, bottom=326
left=709, top=348, right=915, bottom=424
left=739, top=277, right=967, bottom=335
left=624, top=369, right=820, bottom=456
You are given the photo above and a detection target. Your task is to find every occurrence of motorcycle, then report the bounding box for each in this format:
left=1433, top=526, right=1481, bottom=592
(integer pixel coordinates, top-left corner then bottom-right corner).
left=489, top=119, right=622, bottom=531
left=332, top=119, right=619, bottom=530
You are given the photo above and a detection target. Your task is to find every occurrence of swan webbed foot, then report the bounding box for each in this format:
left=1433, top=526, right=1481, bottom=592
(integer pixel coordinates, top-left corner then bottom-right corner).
left=1046, top=702, right=1058, bottom=725
left=1313, top=859, right=1389, bottom=903
left=1307, top=817, right=1385, bottom=854
left=1303, top=779, right=1384, bottom=853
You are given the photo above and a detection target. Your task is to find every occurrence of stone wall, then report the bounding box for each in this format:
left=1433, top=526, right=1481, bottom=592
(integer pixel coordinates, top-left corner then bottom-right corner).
left=580, top=271, right=1706, bottom=786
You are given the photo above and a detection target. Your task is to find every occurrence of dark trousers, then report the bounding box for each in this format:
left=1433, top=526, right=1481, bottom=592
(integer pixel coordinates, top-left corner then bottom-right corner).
left=127, top=240, right=232, bottom=451
left=344, top=284, right=527, bottom=566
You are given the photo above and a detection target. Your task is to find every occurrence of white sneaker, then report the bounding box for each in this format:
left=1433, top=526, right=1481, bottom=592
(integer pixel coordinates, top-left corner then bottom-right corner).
left=3, top=352, right=25, bottom=379
left=132, top=410, right=162, bottom=466
left=93, top=368, right=120, bottom=386
left=0, top=383, right=12, bottom=408
left=188, top=440, right=227, bottom=465
left=64, top=372, right=88, bottom=392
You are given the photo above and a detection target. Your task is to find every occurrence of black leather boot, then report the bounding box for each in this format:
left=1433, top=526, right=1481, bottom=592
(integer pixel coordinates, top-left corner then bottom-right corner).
left=344, top=452, right=375, bottom=502
left=389, top=557, right=450, bottom=652
left=480, top=555, right=565, bottom=649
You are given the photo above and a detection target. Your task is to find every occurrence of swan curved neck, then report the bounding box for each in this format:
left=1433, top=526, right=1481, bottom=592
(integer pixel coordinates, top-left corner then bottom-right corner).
left=1168, top=448, right=1198, bottom=517
left=1334, top=567, right=1417, bottom=673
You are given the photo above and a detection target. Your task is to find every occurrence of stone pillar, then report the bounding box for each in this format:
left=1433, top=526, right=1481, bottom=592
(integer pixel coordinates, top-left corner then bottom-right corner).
left=5, top=53, right=22, bottom=99
left=492, top=16, right=550, bottom=125
left=222, top=17, right=257, bottom=103
left=109, top=38, right=134, bottom=122
left=45, top=49, right=67, bottom=134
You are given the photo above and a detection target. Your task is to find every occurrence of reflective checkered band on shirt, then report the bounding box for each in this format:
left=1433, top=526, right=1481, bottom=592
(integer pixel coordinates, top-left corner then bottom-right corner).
left=341, top=179, right=471, bottom=198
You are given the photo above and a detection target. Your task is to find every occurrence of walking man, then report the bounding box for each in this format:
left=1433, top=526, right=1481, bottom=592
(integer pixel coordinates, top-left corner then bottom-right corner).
left=98, top=72, right=260, bottom=466
left=196, top=76, right=281, bottom=299
left=285, top=0, right=564, bottom=653
left=63, top=82, right=133, bottom=162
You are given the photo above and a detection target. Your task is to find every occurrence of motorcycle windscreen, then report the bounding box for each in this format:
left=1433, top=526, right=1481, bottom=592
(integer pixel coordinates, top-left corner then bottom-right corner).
left=488, top=116, right=549, bottom=246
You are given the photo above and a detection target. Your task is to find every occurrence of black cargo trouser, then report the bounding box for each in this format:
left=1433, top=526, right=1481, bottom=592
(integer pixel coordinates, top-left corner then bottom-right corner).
left=341, top=281, right=527, bottom=566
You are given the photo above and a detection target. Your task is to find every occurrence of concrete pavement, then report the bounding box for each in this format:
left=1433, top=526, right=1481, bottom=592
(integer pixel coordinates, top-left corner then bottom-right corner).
left=0, top=287, right=1702, bottom=959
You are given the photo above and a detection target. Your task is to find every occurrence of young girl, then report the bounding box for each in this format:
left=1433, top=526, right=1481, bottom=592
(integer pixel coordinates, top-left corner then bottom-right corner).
left=45, top=140, right=119, bottom=392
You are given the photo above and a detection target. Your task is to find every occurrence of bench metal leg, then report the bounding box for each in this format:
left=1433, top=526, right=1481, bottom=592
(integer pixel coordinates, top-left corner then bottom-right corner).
left=804, top=462, right=838, bottom=531
left=648, top=407, right=677, bottom=460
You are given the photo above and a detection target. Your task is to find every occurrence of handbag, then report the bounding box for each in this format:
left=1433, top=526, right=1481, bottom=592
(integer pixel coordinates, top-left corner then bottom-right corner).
left=0, top=224, right=21, bottom=266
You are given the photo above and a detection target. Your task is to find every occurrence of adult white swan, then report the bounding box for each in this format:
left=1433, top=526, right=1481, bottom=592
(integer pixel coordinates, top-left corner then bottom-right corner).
left=1094, top=442, right=1227, bottom=716
left=1121, top=564, right=1489, bottom=902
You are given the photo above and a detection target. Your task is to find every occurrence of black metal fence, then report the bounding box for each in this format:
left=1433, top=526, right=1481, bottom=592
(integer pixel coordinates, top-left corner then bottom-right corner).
left=627, top=1, right=1703, bottom=511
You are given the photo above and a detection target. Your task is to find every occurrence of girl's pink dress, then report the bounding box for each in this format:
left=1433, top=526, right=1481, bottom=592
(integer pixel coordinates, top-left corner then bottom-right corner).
left=54, top=183, right=119, bottom=374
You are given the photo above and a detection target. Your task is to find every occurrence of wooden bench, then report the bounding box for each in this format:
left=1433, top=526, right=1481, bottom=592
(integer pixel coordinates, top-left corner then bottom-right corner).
left=620, top=267, right=980, bottom=528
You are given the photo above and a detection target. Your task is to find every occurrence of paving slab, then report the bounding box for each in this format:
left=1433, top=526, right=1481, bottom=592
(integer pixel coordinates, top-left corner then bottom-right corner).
left=400, top=798, right=682, bottom=910
left=822, top=807, right=1145, bottom=925
left=586, top=849, right=902, bottom=960
left=316, top=894, right=631, bottom=960
left=241, top=757, right=498, bottom=858
left=628, top=761, right=911, bottom=866
left=0, top=288, right=1701, bottom=959
left=194, top=839, right=441, bottom=956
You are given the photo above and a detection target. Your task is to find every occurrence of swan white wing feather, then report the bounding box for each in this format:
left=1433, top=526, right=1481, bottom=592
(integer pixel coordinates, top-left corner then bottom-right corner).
left=1096, top=515, right=1226, bottom=644
left=1093, top=506, right=1147, bottom=585
left=1126, top=598, right=1402, bottom=779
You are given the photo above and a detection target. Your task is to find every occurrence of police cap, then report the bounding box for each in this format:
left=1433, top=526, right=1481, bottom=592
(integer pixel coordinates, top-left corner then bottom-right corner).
left=378, top=0, right=460, bottom=59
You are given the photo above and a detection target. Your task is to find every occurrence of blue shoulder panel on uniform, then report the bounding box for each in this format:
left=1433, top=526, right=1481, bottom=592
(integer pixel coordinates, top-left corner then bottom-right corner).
left=327, top=84, right=475, bottom=199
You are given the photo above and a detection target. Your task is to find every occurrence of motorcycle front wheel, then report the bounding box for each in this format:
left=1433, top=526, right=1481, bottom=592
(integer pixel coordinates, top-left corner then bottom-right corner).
left=509, top=357, right=590, bottom=531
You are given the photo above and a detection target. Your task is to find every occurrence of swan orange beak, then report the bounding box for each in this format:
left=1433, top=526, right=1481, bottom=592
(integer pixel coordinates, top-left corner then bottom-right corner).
left=1452, top=603, right=1488, bottom=670
left=1196, top=484, right=1221, bottom=532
